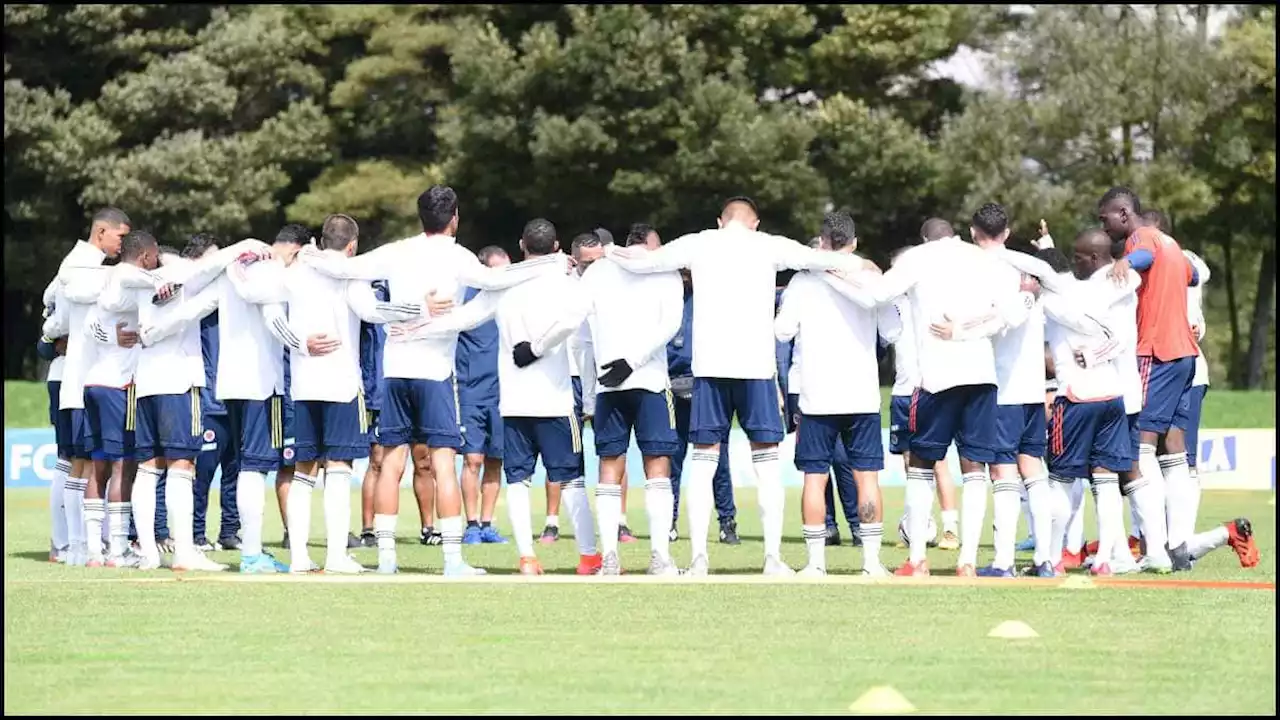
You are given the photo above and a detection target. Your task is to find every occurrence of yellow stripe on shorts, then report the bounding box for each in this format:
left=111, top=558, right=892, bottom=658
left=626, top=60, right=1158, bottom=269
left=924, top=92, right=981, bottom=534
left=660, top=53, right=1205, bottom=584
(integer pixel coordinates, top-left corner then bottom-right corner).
left=569, top=413, right=582, bottom=454
left=271, top=396, right=283, bottom=449
left=125, top=384, right=136, bottom=432
left=358, top=390, right=368, bottom=434
left=664, top=388, right=676, bottom=430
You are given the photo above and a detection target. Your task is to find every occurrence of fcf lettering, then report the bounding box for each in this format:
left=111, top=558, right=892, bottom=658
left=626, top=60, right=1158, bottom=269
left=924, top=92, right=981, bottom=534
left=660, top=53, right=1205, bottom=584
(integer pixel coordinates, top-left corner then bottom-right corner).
left=7, top=443, right=58, bottom=483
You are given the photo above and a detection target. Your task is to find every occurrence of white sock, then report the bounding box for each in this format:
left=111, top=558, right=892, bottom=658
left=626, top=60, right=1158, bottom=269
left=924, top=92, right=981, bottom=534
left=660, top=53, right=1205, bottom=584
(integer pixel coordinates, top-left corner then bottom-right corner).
left=1048, top=475, right=1074, bottom=564
left=596, top=483, right=623, bottom=558
left=323, top=467, right=352, bottom=565
left=860, top=522, right=884, bottom=570
left=507, top=482, right=535, bottom=558
left=562, top=478, right=597, bottom=557
left=374, top=512, right=397, bottom=565
left=686, top=448, right=719, bottom=563
left=1092, top=473, right=1123, bottom=567
left=544, top=514, right=559, bottom=528
left=166, top=468, right=196, bottom=557
left=51, top=459, right=70, bottom=551
left=1019, top=482, right=1033, bottom=537
left=132, top=467, right=160, bottom=560
left=1066, top=478, right=1087, bottom=553
left=905, top=466, right=935, bottom=564
left=64, top=475, right=87, bottom=552
left=1127, top=472, right=1169, bottom=559
left=107, top=502, right=130, bottom=558
left=991, top=476, right=1021, bottom=570
left=959, top=470, right=989, bottom=567
left=1128, top=498, right=1142, bottom=541
left=940, top=509, right=959, bottom=535
left=439, top=515, right=464, bottom=564
left=619, top=513, right=629, bottom=528
left=287, top=471, right=316, bottom=567
left=644, top=477, right=674, bottom=562
left=1159, top=452, right=1193, bottom=549
left=752, top=447, right=784, bottom=562
left=1187, top=467, right=1202, bottom=539
left=1024, top=474, right=1052, bottom=566
left=236, top=471, right=267, bottom=557
left=1187, top=525, right=1228, bottom=560
left=84, top=498, right=106, bottom=559
left=803, top=524, right=826, bottom=570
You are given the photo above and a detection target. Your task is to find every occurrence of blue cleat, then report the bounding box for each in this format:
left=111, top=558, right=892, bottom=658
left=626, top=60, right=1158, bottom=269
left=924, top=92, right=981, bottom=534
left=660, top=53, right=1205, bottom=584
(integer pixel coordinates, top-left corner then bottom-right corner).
left=976, top=564, right=1016, bottom=578
left=239, top=554, right=280, bottom=574
left=462, top=525, right=484, bottom=545
left=1015, top=536, right=1036, bottom=552
left=1035, top=561, right=1058, bottom=578
left=479, top=526, right=509, bottom=544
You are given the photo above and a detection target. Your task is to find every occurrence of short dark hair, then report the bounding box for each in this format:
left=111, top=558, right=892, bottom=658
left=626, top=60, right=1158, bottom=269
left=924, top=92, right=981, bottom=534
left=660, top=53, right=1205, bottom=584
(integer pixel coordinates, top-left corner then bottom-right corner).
left=625, top=223, right=656, bottom=247
left=1036, top=247, right=1070, bottom=274
left=920, top=218, right=954, bottom=241
left=821, top=210, right=856, bottom=251
left=1099, top=186, right=1142, bottom=214
left=593, top=228, right=614, bottom=246
left=1141, top=209, right=1171, bottom=234
left=91, top=207, right=131, bottom=229
left=971, top=203, right=1008, bottom=239
left=321, top=213, right=359, bottom=251
left=274, top=223, right=312, bottom=247
left=477, top=245, right=509, bottom=266
left=722, top=195, right=758, bottom=216
left=417, top=185, right=458, bottom=234
left=182, top=232, right=221, bottom=259
left=120, top=230, right=157, bottom=261
left=570, top=232, right=600, bottom=259
left=522, top=218, right=558, bottom=255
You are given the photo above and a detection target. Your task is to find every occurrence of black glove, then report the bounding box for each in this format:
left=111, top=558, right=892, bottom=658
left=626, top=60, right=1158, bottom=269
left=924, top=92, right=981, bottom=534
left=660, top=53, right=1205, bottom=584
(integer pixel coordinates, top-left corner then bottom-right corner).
left=598, top=359, right=634, bottom=388
left=512, top=341, right=539, bottom=368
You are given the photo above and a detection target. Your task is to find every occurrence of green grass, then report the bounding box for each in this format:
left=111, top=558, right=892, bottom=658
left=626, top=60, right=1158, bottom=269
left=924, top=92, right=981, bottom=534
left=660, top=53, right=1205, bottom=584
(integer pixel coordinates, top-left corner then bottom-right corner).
left=5, top=380, right=1276, bottom=430
left=4, top=486, right=1274, bottom=714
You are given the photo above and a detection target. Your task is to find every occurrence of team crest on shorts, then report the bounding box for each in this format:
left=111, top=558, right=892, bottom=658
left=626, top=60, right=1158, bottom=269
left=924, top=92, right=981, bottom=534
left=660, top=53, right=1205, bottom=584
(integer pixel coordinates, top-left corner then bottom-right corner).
left=283, top=447, right=295, bottom=461
left=203, top=429, right=216, bottom=443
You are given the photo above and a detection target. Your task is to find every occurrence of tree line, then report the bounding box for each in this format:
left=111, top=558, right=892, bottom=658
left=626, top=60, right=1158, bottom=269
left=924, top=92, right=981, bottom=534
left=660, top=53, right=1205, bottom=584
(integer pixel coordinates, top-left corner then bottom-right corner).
left=5, top=4, right=1274, bottom=388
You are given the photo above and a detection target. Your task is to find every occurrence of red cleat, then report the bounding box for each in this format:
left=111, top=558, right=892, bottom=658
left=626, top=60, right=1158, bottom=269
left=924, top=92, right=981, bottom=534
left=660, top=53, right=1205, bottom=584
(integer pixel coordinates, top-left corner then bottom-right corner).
left=955, top=563, right=976, bottom=578
left=1060, top=549, right=1085, bottom=570
left=576, top=553, right=603, bottom=575
left=894, top=559, right=929, bottom=577
left=1225, top=519, right=1259, bottom=569
left=518, top=556, right=544, bottom=576
left=1085, top=540, right=1100, bottom=556
left=1128, top=535, right=1143, bottom=559
left=1090, top=563, right=1113, bottom=577
left=1053, top=561, right=1065, bottom=576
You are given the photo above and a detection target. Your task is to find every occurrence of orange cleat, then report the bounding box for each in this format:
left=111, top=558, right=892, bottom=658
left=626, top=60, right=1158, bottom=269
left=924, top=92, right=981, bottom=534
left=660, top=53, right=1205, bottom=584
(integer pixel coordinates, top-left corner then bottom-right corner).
left=518, top=556, right=544, bottom=576
left=894, top=559, right=930, bottom=577
left=576, top=553, right=603, bottom=576
left=1128, top=535, right=1143, bottom=559
left=1085, top=540, right=1100, bottom=556
left=955, top=563, right=976, bottom=578
left=1060, top=549, right=1085, bottom=570
left=1225, top=519, right=1259, bottom=569
left=1053, top=561, right=1065, bottom=576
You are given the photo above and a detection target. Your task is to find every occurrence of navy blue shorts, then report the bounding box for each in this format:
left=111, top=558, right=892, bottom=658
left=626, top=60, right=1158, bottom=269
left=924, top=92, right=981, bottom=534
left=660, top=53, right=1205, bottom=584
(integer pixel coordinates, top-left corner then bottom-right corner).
left=49, top=382, right=73, bottom=458
left=594, top=389, right=682, bottom=458
left=573, top=376, right=583, bottom=418
left=1047, top=397, right=1131, bottom=478
left=795, top=413, right=883, bottom=474
left=993, top=402, right=1048, bottom=464
left=888, top=394, right=912, bottom=455
left=908, top=384, right=998, bottom=464
left=503, top=415, right=583, bottom=484
left=786, top=393, right=801, bottom=435
left=1127, top=413, right=1141, bottom=461
left=1137, top=355, right=1194, bottom=434
left=135, top=388, right=203, bottom=462
left=65, top=405, right=92, bottom=460
left=83, top=385, right=137, bottom=460
left=380, top=377, right=461, bottom=450
left=689, top=377, right=785, bottom=445
left=366, top=409, right=381, bottom=446
left=225, top=396, right=293, bottom=473
left=294, top=397, right=370, bottom=463
left=459, top=403, right=504, bottom=458
left=1186, top=385, right=1207, bottom=467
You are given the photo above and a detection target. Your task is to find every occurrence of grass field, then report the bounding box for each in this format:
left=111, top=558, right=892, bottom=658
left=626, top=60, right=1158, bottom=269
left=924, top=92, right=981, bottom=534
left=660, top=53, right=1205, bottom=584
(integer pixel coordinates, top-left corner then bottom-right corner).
left=5, top=381, right=1277, bottom=430
left=4, top=486, right=1274, bottom=714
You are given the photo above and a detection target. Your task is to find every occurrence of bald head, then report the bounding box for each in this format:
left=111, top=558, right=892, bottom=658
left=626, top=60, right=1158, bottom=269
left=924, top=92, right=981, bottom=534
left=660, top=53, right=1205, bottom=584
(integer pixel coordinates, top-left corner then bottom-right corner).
left=1071, top=228, right=1114, bottom=280
left=718, top=196, right=760, bottom=230
left=920, top=218, right=954, bottom=242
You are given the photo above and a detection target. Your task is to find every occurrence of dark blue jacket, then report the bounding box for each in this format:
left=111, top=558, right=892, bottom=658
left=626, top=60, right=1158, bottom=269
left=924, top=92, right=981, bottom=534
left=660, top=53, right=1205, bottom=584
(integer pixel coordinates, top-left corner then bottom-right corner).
left=200, top=312, right=226, bottom=415
left=667, top=288, right=694, bottom=379
left=455, top=286, right=499, bottom=407
left=360, top=280, right=390, bottom=412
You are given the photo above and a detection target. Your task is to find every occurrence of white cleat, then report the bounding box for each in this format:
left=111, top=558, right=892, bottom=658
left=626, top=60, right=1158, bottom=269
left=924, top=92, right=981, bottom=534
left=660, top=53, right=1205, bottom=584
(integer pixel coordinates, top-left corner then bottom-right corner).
left=324, top=554, right=367, bottom=575
left=290, top=557, right=320, bottom=574
left=647, top=552, right=680, bottom=577
left=66, top=543, right=88, bottom=567
left=172, top=551, right=228, bottom=572
left=1138, top=552, right=1173, bottom=574
left=682, top=554, right=709, bottom=577
left=861, top=563, right=890, bottom=578
left=797, top=564, right=827, bottom=578
left=1111, top=555, right=1142, bottom=575
left=763, top=555, right=796, bottom=577
left=107, top=550, right=143, bottom=569
left=137, top=553, right=164, bottom=571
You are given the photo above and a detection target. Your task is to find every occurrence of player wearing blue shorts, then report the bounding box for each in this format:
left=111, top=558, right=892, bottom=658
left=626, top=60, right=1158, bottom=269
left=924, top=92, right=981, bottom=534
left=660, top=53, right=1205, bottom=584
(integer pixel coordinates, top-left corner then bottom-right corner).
left=576, top=222, right=684, bottom=575
left=358, top=279, right=390, bottom=546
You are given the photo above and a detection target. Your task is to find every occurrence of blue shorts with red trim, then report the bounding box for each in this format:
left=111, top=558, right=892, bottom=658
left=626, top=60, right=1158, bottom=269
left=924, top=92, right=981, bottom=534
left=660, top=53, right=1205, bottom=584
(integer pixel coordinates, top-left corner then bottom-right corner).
left=1137, top=355, right=1194, bottom=434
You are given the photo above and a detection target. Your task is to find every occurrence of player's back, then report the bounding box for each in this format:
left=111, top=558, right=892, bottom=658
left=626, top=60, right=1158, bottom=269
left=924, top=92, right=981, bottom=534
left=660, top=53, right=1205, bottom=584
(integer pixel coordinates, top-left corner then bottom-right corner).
left=580, top=258, right=682, bottom=393
left=285, top=256, right=362, bottom=403
left=216, top=262, right=284, bottom=402
left=986, top=251, right=1046, bottom=406
left=889, top=295, right=919, bottom=396
left=494, top=272, right=580, bottom=418
left=1126, top=226, right=1198, bottom=360
left=381, top=236, right=473, bottom=380
left=784, top=271, right=882, bottom=415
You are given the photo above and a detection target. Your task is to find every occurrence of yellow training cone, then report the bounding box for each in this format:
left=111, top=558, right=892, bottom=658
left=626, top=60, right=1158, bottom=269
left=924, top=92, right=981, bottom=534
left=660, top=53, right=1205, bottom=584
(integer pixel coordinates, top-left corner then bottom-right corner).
left=849, top=686, right=916, bottom=714
left=988, top=620, right=1039, bottom=639
left=1062, top=575, right=1095, bottom=590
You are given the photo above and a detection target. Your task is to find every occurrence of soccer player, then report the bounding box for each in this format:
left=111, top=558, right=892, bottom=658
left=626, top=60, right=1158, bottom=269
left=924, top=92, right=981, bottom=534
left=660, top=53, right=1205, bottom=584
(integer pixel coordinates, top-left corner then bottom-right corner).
left=358, top=278, right=391, bottom=546
left=420, top=218, right=597, bottom=575
left=576, top=223, right=684, bottom=575
left=456, top=246, right=511, bottom=545
left=667, top=267, right=739, bottom=545
left=776, top=211, right=895, bottom=576
left=607, top=196, right=853, bottom=576
left=48, top=208, right=130, bottom=566
left=1101, top=187, right=1201, bottom=571
left=39, top=280, right=73, bottom=562
left=296, top=186, right=567, bottom=575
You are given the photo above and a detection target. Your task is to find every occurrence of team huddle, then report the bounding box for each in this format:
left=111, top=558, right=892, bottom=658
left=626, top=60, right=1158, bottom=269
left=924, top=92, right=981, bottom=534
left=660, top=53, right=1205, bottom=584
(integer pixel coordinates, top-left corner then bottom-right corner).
left=37, top=184, right=1260, bottom=577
